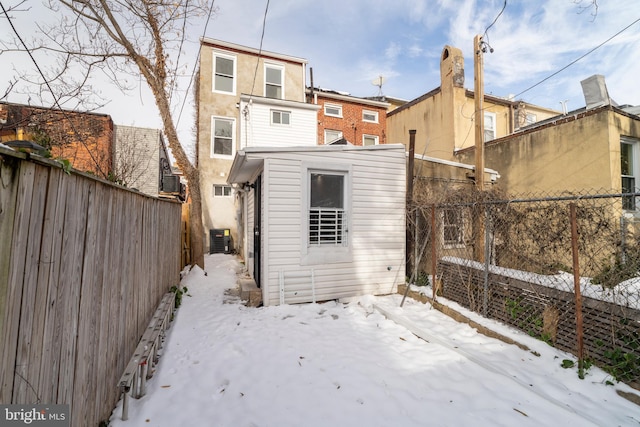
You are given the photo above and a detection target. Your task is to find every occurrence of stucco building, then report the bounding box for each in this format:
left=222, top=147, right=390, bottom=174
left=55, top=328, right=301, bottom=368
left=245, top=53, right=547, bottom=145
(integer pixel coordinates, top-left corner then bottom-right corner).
left=386, top=46, right=559, bottom=160
left=197, top=38, right=313, bottom=252
left=455, top=104, right=640, bottom=201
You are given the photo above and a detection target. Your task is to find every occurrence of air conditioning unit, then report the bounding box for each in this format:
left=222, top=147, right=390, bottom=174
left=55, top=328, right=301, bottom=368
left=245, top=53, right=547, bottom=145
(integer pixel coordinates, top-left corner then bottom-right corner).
left=210, top=229, right=232, bottom=254
left=162, top=175, right=180, bottom=193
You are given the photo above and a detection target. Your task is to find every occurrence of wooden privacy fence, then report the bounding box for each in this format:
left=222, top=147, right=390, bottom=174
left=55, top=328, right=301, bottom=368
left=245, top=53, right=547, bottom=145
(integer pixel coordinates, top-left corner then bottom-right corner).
left=0, top=147, right=182, bottom=426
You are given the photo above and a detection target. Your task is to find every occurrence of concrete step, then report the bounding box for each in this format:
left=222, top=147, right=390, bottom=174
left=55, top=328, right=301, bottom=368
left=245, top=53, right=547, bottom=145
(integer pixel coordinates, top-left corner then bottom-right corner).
left=239, top=277, right=262, bottom=307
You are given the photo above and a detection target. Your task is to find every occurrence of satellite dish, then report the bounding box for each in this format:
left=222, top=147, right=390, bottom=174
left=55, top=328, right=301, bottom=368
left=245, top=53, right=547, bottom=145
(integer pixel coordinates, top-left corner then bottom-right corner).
left=371, top=75, right=385, bottom=96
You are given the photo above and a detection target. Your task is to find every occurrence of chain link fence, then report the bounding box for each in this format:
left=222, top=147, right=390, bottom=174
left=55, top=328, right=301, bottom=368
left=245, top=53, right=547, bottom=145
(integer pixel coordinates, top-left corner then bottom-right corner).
left=408, top=182, right=640, bottom=387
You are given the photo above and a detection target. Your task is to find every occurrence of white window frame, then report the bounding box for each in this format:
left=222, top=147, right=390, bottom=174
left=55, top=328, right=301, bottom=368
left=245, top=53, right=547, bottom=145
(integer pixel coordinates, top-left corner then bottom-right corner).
left=324, top=103, right=342, bottom=118
left=362, top=110, right=379, bottom=123
left=525, top=113, right=537, bottom=125
left=484, top=112, right=496, bottom=142
left=441, top=208, right=465, bottom=249
left=212, top=51, right=236, bottom=95
left=324, top=129, right=343, bottom=144
left=621, top=137, right=639, bottom=211
left=271, top=109, right=291, bottom=126
left=210, top=116, right=236, bottom=158
left=213, top=185, right=232, bottom=197
left=301, top=162, right=353, bottom=265
left=264, top=63, right=285, bottom=99
left=362, top=134, right=378, bottom=146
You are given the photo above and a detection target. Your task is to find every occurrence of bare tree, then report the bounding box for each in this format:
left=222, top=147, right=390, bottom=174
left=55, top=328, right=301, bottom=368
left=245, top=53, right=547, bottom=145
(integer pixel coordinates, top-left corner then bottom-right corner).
left=3, top=0, right=211, bottom=266
left=574, top=0, right=599, bottom=20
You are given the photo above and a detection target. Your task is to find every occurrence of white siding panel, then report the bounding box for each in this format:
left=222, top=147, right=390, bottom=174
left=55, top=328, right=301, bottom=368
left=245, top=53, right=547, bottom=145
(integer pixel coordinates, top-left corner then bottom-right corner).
left=240, top=101, right=317, bottom=148
left=249, top=147, right=406, bottom=306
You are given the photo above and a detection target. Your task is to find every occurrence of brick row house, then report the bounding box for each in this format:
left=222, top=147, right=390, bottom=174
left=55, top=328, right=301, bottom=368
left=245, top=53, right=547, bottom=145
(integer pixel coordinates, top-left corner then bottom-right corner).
left=307, top=87, right=389, bottom=146
left=0, top=102, right=114, bottom=177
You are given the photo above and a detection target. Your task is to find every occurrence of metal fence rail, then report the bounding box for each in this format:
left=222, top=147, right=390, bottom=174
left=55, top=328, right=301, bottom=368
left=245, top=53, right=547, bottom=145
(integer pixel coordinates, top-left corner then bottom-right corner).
left=409, top=186, right=640, bottom=387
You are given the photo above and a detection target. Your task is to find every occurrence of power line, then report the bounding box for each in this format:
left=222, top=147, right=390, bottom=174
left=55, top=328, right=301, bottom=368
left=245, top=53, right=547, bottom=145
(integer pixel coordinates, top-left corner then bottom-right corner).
left=483, top=0, right=507, bottom=46
left=249, top=0, right=270, bottom=99
left=175, top=0, right=217, bottom=129
left=169, top=0, right=190, bottom=107
left=514, top=16, right=640, bottom=99
left=0, top=0, right=107, bottom=178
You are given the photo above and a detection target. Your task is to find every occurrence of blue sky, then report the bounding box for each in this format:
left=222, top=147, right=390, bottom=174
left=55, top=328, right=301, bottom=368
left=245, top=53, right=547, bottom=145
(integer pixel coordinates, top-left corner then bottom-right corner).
left=213, top=0, right=640, bottom=109
left=1, top=0, right=639, bottom=147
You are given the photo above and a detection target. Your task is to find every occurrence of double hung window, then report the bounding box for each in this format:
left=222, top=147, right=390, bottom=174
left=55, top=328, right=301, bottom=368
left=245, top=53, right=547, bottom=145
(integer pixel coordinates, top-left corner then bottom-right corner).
left=309, top=172, right=346, bottom=245
left=213, top=53, right=235, bottom=94
left=621, top=138, right=639, bottom=210
left=265, top=64, right=284, bottom=99
left=484, top=112, right=496, bottom=142
left=211, top=117, right=234, bottom=157
left=442, top=208, right=464, bottom=248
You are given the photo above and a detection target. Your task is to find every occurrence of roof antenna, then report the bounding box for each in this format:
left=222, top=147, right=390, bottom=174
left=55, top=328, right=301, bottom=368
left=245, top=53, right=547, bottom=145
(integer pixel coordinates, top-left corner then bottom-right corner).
left=371, top=75, right=385, bottom=97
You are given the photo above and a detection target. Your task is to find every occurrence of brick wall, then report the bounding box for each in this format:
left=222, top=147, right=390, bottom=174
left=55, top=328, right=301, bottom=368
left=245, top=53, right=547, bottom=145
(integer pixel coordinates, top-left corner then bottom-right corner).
left=314, top=95, right=387, bottom=146
left=0, top=102, right=114, bottom=178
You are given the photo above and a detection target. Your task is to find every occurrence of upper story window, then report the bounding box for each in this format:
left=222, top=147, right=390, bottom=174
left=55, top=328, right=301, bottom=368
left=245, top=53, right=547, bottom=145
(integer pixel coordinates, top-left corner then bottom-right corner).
left=271, top=110, right=291, bottom=125
left=324, top=104, right=342, bottom=118
left=621, top=137, right=639, bottom=210
left=213, top=52, right=236, bottom=94
left=265, top=64, right=284, bottom=99
left=363, top=135, right=378, bottom=146
left=484, top=112, right=496, bottom=142
left=525, top=113, right=537, bottom=125
left=211, top=117, right=235, bottom=158
left=362, top=110, right=379, bottom=123
left=324, top=129, right=343, bottom=144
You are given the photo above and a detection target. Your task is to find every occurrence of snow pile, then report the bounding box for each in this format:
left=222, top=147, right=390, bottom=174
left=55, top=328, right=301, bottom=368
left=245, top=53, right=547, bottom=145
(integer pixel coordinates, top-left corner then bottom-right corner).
left=109, top=254, right=640, bottom=426
left=441, top=256, right=640, bottom=309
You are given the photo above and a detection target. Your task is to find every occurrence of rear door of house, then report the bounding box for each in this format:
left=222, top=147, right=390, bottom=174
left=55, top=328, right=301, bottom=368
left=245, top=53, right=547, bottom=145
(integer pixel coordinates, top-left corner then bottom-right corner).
left=253, top=175, right=262, bottom=288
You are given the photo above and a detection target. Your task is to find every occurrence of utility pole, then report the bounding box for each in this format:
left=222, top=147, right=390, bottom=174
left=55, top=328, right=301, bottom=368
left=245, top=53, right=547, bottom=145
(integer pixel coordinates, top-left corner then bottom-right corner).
left=406, top=129, right=416, bottom=277
left=473, top=35, right=486, bottom=264
left=474, top=34, right=485, bottom=191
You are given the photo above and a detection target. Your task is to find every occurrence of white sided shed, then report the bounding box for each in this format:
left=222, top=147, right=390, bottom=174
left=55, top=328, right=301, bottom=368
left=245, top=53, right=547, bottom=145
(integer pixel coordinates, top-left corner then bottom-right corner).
left=228, top=144, right=406, bottom=306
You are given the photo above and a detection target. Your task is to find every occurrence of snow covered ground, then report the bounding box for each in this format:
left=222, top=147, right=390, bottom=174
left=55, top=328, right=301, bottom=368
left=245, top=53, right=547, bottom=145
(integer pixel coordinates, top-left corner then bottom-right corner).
left=109, top=254, right=640, bottom=426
